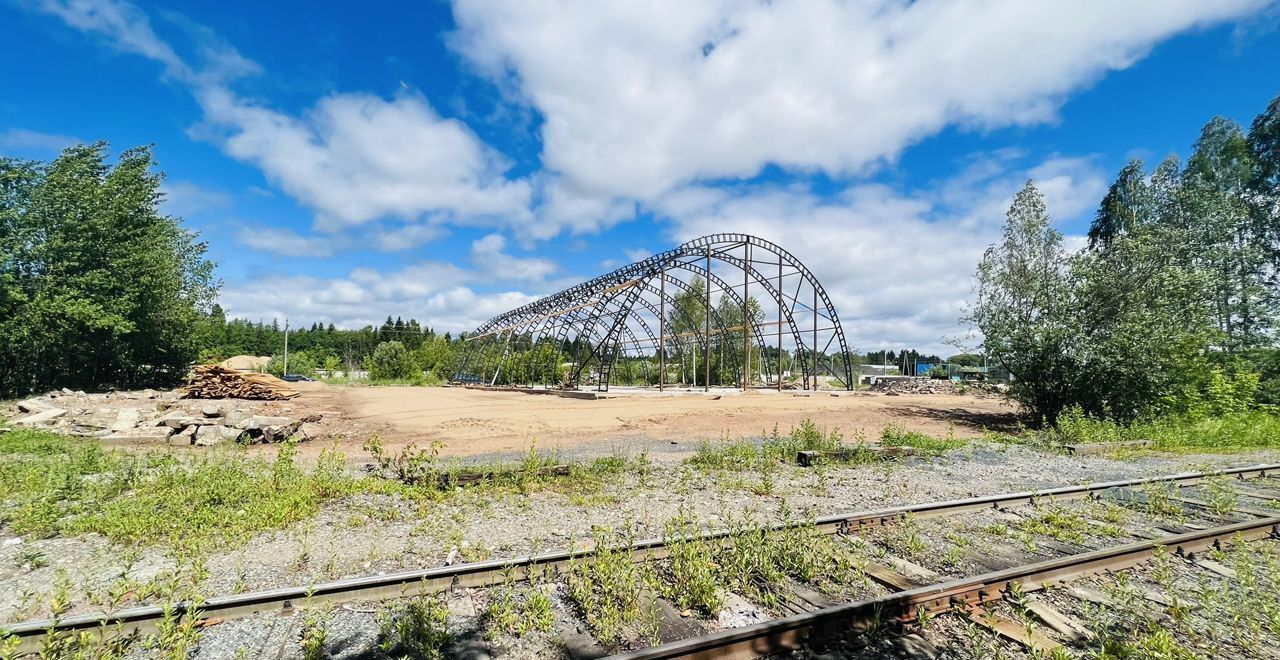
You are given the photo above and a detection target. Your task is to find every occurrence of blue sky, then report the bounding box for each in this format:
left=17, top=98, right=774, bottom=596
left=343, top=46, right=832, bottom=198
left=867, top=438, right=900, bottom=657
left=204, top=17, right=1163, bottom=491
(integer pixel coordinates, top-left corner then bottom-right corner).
left=3, top=0, right=1279, bottom=354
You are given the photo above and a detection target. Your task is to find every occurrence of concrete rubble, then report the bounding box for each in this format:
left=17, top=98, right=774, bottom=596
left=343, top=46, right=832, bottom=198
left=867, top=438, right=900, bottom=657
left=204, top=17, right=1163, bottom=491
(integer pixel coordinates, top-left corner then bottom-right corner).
left=3, top=389, right=321, bottom=446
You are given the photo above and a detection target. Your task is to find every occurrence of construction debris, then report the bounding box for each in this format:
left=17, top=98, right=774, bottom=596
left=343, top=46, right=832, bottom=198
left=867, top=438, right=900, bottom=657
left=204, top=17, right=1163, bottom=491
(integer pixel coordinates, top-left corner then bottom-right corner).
left=870, top=376, right=1008, bottom=396
left=182, top=365, right=300, bottom=400
left=3, top=388, right=322, bottom=447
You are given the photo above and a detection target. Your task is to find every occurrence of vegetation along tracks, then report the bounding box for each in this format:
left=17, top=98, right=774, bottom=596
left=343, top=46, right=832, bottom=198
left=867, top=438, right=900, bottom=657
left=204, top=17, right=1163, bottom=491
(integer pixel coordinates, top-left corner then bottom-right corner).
left=3, top=463, right=1278, bottom=656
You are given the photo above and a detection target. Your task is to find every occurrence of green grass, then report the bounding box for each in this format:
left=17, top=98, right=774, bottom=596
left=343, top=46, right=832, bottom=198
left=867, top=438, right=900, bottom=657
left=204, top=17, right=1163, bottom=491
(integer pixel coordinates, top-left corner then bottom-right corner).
left=1, top=428, right=646, bottom=553
left=879, top=424, right=966, bottom=455
left=1053, top=409, right=1280, bottom=452
left=0, top=428, right=408, bottom=551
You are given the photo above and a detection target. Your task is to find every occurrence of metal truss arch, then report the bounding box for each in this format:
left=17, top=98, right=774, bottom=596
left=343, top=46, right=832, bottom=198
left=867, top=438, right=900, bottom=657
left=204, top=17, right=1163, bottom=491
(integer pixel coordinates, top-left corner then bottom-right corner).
left=460, top=234, right=854, bottom=391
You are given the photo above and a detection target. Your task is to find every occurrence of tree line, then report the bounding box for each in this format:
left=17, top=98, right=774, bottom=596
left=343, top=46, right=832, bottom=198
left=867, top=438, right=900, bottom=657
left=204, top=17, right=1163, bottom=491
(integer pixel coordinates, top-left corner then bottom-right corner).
left=971, top=94, right=1280, bottom=424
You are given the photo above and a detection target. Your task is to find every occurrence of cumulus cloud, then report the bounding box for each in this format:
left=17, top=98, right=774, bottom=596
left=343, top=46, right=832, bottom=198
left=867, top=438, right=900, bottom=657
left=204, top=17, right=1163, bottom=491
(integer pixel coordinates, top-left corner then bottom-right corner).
left=657, top=155, right=1107, bottom=354
left=235, top=226, right=339, bottom=257
left=469, top=233, right=558, bottom=282
left=194, top=87, right=532, bottom=231
left=34, top=0, right=532, bottom=233
left=452, top=0, right=1266, bottom=207
left=217, top=262, right=536, bottom=331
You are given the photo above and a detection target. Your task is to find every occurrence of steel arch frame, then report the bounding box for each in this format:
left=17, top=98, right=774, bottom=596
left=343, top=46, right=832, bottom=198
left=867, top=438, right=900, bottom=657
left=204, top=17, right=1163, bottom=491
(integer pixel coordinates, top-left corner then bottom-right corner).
left=459, top=233, right=853, bottom=391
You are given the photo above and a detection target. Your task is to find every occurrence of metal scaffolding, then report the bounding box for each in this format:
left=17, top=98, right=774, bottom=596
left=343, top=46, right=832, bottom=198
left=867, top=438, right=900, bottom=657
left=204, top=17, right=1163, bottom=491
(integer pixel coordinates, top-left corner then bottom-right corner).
left=458, top=233, right=854, bottom=392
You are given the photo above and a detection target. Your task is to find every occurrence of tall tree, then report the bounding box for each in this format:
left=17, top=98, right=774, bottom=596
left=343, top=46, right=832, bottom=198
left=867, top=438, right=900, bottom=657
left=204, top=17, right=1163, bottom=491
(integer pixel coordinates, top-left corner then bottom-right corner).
left=0, top=143, right=216, bottom=396
left=1184, top=117, right=1273, bottom=351
left=969, top=181, right=1077, bottom=422
left=1088, top=159, right=1151, bottom=248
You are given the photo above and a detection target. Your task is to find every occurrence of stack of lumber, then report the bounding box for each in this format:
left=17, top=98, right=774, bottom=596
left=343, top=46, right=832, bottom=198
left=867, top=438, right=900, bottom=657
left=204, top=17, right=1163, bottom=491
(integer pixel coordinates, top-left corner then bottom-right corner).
left=182, top=365, right=300, bottom=400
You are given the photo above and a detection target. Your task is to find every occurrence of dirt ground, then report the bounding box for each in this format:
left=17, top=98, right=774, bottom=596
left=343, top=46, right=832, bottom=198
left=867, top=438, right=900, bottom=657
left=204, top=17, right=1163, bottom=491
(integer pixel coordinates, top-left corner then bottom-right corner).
left=326, top=385, right=1019, bottom=459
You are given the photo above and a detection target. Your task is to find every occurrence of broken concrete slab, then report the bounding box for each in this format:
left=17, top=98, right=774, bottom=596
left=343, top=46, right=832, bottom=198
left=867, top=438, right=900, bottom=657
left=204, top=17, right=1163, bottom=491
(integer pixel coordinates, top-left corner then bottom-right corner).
left=16, top=399, right=53, bottom=414
left=200, top=404, right=223, bottom=418
left=109, top=408, right=142, bottom=432
left=221, top=409, right=252, bottom=428
left=194, top=425, right=244, bottom=446
left=13, top=408, right=68, bottom=426
left=101, top=427, right=174, bottom=442
left=235, top=416, right=292, bottom=430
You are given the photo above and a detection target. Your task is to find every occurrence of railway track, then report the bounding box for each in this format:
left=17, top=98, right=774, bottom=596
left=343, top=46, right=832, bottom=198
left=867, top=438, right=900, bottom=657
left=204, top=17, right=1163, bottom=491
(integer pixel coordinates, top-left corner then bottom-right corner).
left=4, top=462, right=1279, bottom=656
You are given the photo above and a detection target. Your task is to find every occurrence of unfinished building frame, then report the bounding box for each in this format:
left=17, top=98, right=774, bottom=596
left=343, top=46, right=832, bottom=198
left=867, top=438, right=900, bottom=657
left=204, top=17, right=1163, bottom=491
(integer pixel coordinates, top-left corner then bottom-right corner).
left=458, top=233, right=854, bottom=392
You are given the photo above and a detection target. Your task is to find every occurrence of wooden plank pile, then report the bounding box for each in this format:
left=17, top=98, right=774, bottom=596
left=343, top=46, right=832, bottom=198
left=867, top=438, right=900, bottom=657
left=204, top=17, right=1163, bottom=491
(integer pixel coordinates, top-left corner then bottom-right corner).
left=182, top=365, right=300, bottom=400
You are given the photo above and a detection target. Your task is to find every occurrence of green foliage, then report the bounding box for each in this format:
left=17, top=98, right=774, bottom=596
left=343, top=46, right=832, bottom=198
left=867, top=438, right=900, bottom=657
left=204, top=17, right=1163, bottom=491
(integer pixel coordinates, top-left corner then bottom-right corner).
left=686, top=420, right=844, bottom=470
left=879, top=424, right=965, bottom=455
left=377, top=595, right=452, bottom=659
left=970, top=95, right=1280, bottom=422
left=266, top=350, right=318, bottom=378
left=0, top=143, right=217, bottom=397
left=370, top=340, right=417, bottom=381
left=566, top=528, right=659, bottom=645
left=0, top=429, right=392, bottom=551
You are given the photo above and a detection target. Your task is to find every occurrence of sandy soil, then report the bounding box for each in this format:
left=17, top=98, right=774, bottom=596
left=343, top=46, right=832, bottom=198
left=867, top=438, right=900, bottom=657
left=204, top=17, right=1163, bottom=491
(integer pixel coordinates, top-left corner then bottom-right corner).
left=333, top=386, right=1019, bottom=459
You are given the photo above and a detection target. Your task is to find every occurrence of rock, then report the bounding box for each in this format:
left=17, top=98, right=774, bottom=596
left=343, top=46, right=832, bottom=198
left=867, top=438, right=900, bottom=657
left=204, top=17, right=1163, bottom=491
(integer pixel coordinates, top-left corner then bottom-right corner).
left=155, top=411, right=201, bottom=429
left=200, top=404, right=223, bottom=418
left=236, top=416, right=292, bottom=430
left=109, top=408, right=142, bottom=432
left=221, top=409, right=252, bottom=427
left=297, top=422, right=321, bottom=441
left=194, top=425, right=244, bottom=446
left=61, top=387, right=75, bottom=395
left=16, top=399, right=53, bottom=414
left=101, top=427, right=174, bottom=442
left=13, top=408, right=68, bottom=426
left=0, top=427, right=9, bottom=434
left=300, top=413, right=323, bottom=423
left=173, top=425, right=198, bottom=444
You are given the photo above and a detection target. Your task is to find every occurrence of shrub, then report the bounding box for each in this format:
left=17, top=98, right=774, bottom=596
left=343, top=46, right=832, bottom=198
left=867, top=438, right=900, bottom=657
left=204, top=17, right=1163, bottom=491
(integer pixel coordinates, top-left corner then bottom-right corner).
left=369, top=341, right=416, bottom=380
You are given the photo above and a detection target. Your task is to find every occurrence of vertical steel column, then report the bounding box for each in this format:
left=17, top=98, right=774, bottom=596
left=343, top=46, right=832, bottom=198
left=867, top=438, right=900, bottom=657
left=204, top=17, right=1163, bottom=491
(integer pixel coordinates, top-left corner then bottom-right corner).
left=812, top=288, right=818, bottom=391
left=742, top=242, right=750, bottom=391
left=658, top=270, right=665, bottom=392
left=777, top=251, right=783, bottom=391
left=704, top=246, right=711, bottom=392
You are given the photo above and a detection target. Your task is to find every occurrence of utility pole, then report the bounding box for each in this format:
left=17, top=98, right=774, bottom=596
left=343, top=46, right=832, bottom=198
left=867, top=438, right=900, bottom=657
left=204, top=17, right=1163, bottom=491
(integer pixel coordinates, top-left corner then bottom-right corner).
left=282, top=317, right=290, bottom=376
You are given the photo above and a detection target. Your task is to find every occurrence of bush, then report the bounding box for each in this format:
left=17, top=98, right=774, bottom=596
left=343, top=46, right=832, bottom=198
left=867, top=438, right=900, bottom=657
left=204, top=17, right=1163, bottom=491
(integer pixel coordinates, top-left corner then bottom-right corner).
left=267, top=350, right=317, bottom=378
left=370, top=341, right=417, bottom=381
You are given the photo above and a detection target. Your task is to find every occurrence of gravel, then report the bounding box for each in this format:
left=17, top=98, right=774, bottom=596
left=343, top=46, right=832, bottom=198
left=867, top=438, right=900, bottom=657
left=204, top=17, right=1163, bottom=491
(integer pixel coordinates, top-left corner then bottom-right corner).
left=3, top=442, right=1279, bottom=658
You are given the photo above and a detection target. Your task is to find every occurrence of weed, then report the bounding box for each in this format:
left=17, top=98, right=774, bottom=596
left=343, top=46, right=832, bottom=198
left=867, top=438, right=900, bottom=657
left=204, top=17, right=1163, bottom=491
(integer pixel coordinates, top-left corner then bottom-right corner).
left=565, top=527, right=658, bottom=645
left=377, top=595, right=452, bottom=659
left=484, top=574, right=556, bottom=638
left=880, top=424, right=965, bottom=455
left=660, top=512, right=723, bottom=615
left=300, top=603, right=332, bottom=660
left=16, top=547, right=47, bottom=571
left=1201, top=476, right=1239, bottom=517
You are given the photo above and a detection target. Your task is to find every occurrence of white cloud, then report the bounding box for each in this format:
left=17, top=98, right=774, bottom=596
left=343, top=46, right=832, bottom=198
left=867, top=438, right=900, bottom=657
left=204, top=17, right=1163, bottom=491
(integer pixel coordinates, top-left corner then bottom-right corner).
left=34, top=0, right=533, bottom=234
left=235, top=226, right=338, bottom=257
left=218, top=262, right=536, bottom=332
left=0, top=128, right=80, bottom=152
left=656, top=155, right=1105, bottom=355
left=372, top=222, right=448, bottom=252
left=452, top=0, right=1267, bottom=205
left=159, top=180, right=230, bottom=216
left=194, top=87, right=533, bottom=231
left=469, top=233, right=558, bottom=282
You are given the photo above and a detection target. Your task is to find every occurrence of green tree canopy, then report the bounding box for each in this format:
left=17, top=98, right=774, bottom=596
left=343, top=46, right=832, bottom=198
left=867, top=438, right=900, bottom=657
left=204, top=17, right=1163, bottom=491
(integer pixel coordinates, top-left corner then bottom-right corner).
left=0, top=142, right=216, bottom=396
